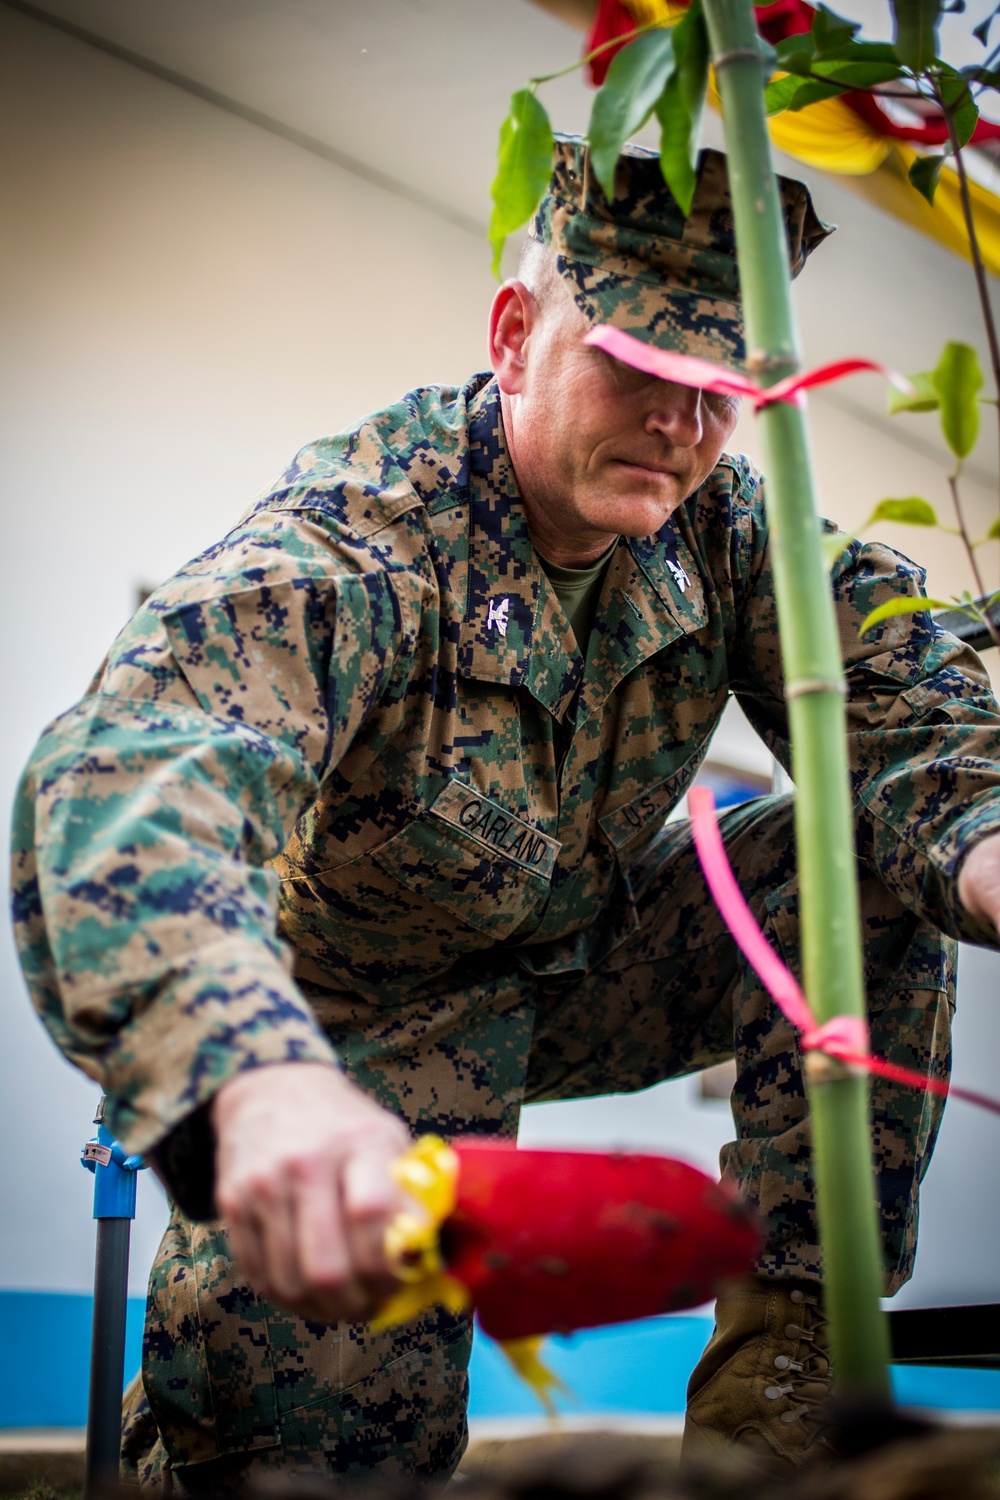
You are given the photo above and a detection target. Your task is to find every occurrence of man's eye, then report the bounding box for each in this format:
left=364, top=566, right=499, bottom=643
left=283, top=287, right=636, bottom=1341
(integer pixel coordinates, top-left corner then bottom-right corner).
left=596, top=350, right=649, bottom=392
left=705, top=391, right=741, bottom=418
left=618, top=369, right=650, bottom=393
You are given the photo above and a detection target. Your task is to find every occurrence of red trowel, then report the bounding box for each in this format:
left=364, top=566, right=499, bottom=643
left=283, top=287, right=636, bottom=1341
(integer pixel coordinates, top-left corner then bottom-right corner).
left=378, top=1135, right=762, bottom=1400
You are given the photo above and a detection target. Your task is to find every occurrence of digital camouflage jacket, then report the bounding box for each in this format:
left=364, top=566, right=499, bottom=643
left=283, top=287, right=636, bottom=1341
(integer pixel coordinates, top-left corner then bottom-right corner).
left=13, top=374, right=1000, bottom=1183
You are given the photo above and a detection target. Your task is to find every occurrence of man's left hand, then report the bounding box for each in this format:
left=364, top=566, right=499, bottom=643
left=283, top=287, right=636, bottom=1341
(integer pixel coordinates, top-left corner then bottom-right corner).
left=957, top=830, right=1000, bottom=937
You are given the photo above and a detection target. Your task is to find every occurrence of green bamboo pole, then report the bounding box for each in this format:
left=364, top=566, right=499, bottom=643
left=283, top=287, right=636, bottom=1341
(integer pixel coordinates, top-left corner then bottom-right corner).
left=701, top=0, right=892, bottom=1397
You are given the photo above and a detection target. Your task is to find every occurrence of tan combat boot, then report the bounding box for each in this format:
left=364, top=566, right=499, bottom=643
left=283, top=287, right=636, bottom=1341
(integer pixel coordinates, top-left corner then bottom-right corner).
left=681, top=1277, right=835, bottom=1472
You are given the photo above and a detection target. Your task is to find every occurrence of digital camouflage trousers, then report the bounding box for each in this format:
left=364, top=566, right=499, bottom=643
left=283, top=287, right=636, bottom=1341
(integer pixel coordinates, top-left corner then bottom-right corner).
left=122, top=794, right=954, bottom=1491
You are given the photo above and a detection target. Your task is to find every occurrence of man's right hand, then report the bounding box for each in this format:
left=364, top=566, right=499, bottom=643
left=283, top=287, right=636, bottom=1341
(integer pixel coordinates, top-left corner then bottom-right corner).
left=211, top=1062, right=411, bottom=1324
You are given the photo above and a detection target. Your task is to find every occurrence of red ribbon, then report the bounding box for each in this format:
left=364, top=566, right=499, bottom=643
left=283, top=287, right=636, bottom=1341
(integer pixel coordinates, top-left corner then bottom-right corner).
left=688, top=786, right=1000, bottom=1116
left=584, top=325, right=893, bottom=409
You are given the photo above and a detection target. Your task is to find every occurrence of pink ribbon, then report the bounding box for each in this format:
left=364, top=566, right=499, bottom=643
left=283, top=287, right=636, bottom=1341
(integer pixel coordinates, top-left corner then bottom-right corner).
left=583, top=325, right=894, bottom=411
left=688, top=786, right=1000, bottom=1117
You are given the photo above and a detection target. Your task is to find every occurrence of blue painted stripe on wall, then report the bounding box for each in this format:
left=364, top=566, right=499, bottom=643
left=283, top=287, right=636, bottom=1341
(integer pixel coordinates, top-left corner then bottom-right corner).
left=3, top=1292, right=1000, bottom=1430
left=467, top=1317, right=712, bottom=1417
left=0, top=1290, right=145, bottom=1429
left=468, top=1315, right=1000, bottom=1417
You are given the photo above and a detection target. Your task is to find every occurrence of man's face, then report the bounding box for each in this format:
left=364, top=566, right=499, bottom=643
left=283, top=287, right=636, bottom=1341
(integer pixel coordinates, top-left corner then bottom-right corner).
left=493, top=278, right=742, bottom=566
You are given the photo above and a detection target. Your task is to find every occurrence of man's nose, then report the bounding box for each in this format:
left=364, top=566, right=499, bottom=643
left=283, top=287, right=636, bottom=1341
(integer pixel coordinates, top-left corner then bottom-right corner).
left=644, top=383, right=703, bottom=446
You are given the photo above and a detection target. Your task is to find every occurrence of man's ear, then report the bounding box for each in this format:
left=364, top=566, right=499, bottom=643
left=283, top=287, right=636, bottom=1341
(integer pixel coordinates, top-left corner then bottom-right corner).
left=489, top=280, right=536, bottom=396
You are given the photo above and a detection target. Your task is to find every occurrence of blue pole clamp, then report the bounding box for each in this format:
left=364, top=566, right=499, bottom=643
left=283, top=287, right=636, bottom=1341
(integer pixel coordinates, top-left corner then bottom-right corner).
left=82, top=1119, right=147, bottom=1220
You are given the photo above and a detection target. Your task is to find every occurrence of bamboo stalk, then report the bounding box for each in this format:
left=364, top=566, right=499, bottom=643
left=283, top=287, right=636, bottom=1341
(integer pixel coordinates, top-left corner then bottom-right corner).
left=701, top=0, right=892, bottom=1397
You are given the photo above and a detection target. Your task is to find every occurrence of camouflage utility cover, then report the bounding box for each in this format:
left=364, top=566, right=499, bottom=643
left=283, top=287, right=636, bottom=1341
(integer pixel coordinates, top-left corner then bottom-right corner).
left=531, top=139, right=833, bottom=366
left=12, top=373, right=1000, bottom=1189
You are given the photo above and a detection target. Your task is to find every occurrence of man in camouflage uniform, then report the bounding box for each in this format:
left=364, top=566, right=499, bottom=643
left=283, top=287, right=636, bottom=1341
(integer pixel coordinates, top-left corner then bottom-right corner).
left=14, top=138, right=1000, bottom=1485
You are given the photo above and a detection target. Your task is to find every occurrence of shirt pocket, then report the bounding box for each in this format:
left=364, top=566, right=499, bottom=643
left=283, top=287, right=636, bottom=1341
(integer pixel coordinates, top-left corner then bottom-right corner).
left=372, top=779, right=560, bottom=942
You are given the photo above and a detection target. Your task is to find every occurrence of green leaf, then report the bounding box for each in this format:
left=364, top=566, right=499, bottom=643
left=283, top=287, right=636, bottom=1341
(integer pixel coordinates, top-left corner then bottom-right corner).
left=938, top=69, right=979, bottom=148
left=811, top=4, right=861, bottom=55
left=987, top=516, right=1000, bottom=540
left=860, top=596, right=952, bottom=635
left=810, top=39, right=902, bottom=64
left=823, top=530, right=855, bottom=567
left=933, top=340, right=983, bottom=457
left=891, top=0, right=942, bottom=73
left=774, top=34, right=816, bottom=74
left=765, top=35, right=904, bottom=115
left=654, top=0, right=709, bottom=215
left=488, top=89, right=553, bottom=276
left=765, top=73, right=848, bottom=114
left=774, top=50, right=813, bottom=78
left=908, top=152, right=945, bottom=204
left=867, top=497, right=940, bottom=527
left=974, top=4, right=1000, bottom=46
left=811, top=57, right=907, bottom=86
left=887, top=370, right=940, bottom=413
left=588, top=29, right=677, bottom=203
left=961, top=63, right=1000, bottom=87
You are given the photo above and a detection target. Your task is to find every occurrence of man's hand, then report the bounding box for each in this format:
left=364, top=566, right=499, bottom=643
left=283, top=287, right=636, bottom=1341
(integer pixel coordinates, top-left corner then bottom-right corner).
left=211, top=1062, right=411, bottom=1323
left=957, top=829, right=1000, bottom=938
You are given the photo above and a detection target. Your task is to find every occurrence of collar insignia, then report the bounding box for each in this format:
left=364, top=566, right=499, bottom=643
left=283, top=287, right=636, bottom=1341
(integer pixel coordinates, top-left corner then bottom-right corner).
left=487, top=596, right=510, bottom=637
left=666, top=558, right=691, bottom=594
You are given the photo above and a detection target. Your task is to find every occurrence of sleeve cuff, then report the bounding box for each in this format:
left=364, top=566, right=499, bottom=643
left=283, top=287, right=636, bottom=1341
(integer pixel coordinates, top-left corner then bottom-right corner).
left=147, top=1100, right=218, bottom=1220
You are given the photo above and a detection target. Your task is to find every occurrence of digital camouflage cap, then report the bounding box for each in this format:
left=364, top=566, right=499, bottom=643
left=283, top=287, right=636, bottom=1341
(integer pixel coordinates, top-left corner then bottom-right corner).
left=528, top=136, right=832, bottom=368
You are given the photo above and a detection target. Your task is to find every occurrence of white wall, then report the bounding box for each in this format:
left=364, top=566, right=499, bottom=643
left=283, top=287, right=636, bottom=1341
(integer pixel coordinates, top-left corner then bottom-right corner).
left=0, top=3, right=495, bottom=1295
left=2, top=2, right=998, bottom=1323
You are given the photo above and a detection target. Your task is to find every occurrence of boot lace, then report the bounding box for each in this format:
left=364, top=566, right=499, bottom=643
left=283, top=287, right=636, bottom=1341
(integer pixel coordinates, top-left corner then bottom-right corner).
left=764, top=1286, right=832, bottom=1429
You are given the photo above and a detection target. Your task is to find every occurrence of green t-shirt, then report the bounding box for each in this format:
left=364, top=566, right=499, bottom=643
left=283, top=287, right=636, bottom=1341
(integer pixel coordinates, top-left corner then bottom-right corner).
left=537, top=541, right=618, bottom=655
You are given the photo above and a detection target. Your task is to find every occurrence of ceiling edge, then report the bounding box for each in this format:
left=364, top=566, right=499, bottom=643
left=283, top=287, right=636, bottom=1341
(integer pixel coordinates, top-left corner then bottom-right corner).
left=523, top=0, right=596, bottom=30
left=0, top=0, right=487, bottom=240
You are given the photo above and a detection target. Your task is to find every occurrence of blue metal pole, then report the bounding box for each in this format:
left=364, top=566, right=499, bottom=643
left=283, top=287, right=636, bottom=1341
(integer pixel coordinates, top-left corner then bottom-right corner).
left=82, top=1096, right=145, bottom=1499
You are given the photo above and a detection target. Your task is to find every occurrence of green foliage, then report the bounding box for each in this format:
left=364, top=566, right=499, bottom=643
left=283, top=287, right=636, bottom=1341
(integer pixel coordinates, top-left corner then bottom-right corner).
left=811, top=4, right=861, bottom=54
left=887, top=370, right=940, bottom=413
left=489, top=88, right=553, bottom=276
left=859, top=595, right=952, bottom=636
left=773, top=32, right=902, bottom=79
left=987, top=515, right=1000, bottom=540
left=654, top=0, right=710, bottom=214
left=821, top=529, right=850, bottom=567
left=962, top=63, right=1000, bottom=87
left=773, top=32, right=814, bottom=76
left=935, top=340, right=983, bottom=457
left=589, top=29, right=676, bottom=202
left=908, top=152, right=946, bottom=204
left=937, top=68, right=979, bottom=146
left=887, top=343, right=984, bottom=459
left=973, top=3, right=1000, bottom=47
left=824, top=497, right=948, bottom=570
left=891, top=0, right=942, bottom=72
left=814, top=47, right=906, bottom=84
left=869, top=497, right=941, bottom=527
left=767, top=22, right=904, bottom=114
left=765, top=74, right=846, bottom=113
